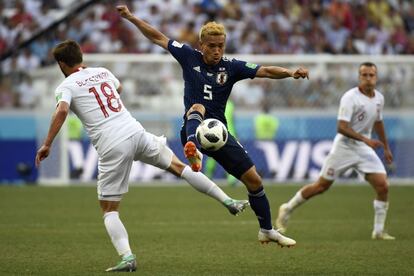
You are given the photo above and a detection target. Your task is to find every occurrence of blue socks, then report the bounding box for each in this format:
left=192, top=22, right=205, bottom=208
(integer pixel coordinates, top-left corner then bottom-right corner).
left=248, top=186, right=272, bottom=230
left=186, top=110, right=203, bottom=148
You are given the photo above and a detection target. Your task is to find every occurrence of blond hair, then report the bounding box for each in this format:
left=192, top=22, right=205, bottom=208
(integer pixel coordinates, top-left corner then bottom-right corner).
left=199, top=21, right=226, bottom=42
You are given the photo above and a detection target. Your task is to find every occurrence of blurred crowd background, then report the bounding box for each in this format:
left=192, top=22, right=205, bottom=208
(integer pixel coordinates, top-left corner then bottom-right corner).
left=1, top=0, right=414, bottom=110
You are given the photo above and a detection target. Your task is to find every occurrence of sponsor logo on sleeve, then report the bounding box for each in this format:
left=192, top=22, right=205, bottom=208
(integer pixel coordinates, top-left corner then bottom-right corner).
left=55, top=92, right=62, bottom=102
left=245, top=62, right=258, bottom=69
left=172, top=40, right=184, bottom=48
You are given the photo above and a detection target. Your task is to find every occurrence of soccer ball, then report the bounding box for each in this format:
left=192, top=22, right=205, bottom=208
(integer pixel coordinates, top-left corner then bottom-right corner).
left=196, top=119, right=228, bottom=151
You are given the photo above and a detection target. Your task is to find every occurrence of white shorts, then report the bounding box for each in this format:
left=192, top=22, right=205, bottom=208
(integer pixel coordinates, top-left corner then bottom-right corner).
left=320, top=144, right=386, bottom=181
left=97, top=131, right=173, bottom=201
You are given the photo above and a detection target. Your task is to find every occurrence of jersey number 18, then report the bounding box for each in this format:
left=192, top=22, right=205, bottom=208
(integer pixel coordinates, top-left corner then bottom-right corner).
left=89, top=82, right=122, bottom=118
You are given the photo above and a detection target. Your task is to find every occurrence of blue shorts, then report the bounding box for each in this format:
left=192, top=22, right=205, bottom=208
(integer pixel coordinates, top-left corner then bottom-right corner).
left=180, top=124, right=254, bottom=179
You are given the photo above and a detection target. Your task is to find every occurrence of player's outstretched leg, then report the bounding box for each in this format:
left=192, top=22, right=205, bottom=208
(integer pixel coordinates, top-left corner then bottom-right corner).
left=258, top=228, right=296, bottom=247
left=184, top=141, right=203, bottom=172
left=106, top=254, right=137, bottom=272
left=179, top=165, right=248, bottom=216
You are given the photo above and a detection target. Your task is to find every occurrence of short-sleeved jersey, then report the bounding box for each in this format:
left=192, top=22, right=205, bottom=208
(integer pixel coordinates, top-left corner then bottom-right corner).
left=168, top=40, right=260, bottom=125
left=55, top=67, right=141, bottom=155
left=332, top=87, right=384, bottom=150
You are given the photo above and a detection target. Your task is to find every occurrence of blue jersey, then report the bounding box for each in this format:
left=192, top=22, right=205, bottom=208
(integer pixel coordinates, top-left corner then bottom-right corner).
left=168, top=40, right=260, bottom=125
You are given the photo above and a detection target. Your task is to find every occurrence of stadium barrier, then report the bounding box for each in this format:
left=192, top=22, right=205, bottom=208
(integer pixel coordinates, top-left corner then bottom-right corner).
left=0, top=112, right=412, bottom=184
left=1, top=54, right=413, bottom=184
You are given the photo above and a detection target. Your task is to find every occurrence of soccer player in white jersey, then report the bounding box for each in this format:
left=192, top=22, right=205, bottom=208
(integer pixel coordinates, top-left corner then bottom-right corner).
left=35, top=40, right=249, bottom=272
left=276, top=62, right=395, bottom=240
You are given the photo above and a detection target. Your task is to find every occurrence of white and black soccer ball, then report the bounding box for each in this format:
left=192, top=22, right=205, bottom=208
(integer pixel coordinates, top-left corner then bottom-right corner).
left=196, top=119, right=228, bottom=151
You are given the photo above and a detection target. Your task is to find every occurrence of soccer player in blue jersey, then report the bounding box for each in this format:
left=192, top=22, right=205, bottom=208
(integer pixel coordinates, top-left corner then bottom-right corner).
left=118, top=5, right=309, bottom=247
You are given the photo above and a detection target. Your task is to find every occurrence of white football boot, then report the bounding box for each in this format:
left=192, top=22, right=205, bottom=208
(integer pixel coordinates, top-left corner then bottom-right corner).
left=372, top=231, right=396, bottom=240
left=258, top=228, right=296, bottom=247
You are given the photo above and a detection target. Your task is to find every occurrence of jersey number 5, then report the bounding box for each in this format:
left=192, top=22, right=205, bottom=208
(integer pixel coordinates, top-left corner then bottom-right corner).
left=204, top=84, right=213, bottom=100
left=89, top=82, right=122, bottom=118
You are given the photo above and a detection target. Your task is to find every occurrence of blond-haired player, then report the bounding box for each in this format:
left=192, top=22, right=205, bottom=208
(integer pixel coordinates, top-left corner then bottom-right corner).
left=276, top=62, right=395, bottom=240
left=35, top=40, right=250, bottom=272
left=117, top=5, right=309, bottom=247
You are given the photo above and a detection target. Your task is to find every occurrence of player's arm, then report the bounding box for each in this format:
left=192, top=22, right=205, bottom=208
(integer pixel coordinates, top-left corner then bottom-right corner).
left=117, top=5, right=169, bottom=50
left=35, top=102, right=70, bottom=167
left=256, top=66, right=309, bottom=79
left=337, top=120, right=383, bottom=149
left=374, top=120, right=393, bottom=163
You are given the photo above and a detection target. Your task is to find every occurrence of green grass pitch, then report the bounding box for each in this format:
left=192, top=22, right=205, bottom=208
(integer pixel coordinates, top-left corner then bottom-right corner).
left=0, top=184, right=413, bottom=275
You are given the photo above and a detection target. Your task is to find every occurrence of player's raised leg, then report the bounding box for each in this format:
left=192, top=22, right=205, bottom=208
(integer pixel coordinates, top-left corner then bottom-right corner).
left=184, top=104, right=205, bottom=172
left=276, top=177, right=333, bottom=233
left=139, top=133, right=249, bottom=216
left=168, top=155, right=249, bottom=216
left=366, top=173, right=395, bottom=240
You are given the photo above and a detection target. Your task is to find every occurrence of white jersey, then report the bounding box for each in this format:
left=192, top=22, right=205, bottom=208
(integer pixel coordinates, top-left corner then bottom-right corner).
left=332, top=87, right=384, bottom=151
left=55, top=67, right=142, bottom=155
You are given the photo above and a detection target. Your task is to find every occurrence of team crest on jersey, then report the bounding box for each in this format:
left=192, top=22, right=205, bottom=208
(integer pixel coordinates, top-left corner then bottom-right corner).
left=216, top=72, right=228, bottom=85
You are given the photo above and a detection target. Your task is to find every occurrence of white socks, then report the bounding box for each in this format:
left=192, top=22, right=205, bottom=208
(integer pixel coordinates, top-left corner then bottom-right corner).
left=103, top=211, right=132, bottom=257
left=285, top=190, right=306, bottom=211
left=181, top=166, right=230, bottom=203
left=373, top=199, right=389, bottom=234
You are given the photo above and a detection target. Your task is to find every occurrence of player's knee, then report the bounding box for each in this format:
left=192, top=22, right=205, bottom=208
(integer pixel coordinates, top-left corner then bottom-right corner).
left=245, top=174, right=262, bottom=191
left=376, top=182, right=389, bottom=196
left=100, top=200, right=120, bottom=213
left=240, top=167, right=262, bottom=191
left=186, top=104, right=205, bottom=117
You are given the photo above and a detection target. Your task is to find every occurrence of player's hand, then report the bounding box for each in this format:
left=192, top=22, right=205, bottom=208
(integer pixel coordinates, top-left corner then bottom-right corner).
left=292, top=67, right=309, bottom=79
left=116, top=5, right=133, bottom=19
left=384, top=148, right=393, bottom=164
left=35, top=145, right=51, bottom=167
left=364, top=138, right=383, bottom=149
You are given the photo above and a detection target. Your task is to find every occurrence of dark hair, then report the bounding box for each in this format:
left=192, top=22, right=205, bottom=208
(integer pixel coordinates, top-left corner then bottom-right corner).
left=359, top=62, right=377, bottom=70
left=52, top=40, right=83, bottom=67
